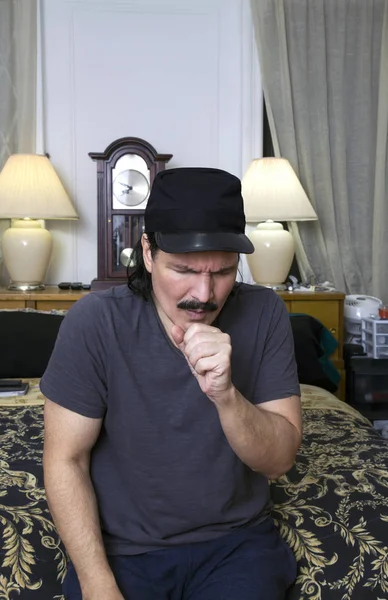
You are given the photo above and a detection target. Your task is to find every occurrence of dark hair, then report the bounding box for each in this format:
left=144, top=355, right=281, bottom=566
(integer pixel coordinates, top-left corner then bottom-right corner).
left=127, top=233, right=159, bottom=300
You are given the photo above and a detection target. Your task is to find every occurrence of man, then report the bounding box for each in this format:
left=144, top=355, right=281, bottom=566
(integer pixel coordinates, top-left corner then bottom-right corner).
left=42, top=167, right=302, bottom=600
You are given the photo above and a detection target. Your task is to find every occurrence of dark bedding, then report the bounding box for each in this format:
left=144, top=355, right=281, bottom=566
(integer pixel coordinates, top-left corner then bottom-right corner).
left=0, top=404, right=66, bottom=599
left=272, top=385, right=388, bottom=600
left=0, top=385, right=387, bottom=599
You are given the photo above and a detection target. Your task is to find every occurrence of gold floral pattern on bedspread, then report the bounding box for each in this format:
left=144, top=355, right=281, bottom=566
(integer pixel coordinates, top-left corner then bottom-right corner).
left=1, top=387, right=388, bottom=599
left=0, top=405, right=66, bottom=599
left=271, top=389, right=388, bottom=600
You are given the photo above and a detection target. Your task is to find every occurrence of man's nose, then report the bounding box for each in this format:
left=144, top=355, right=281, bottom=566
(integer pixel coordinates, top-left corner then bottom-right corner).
left=192, top=275, right=214, bottom=303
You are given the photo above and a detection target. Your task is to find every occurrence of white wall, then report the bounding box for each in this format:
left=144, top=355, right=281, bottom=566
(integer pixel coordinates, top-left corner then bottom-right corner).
left=40, top=0, right=262, bottom=284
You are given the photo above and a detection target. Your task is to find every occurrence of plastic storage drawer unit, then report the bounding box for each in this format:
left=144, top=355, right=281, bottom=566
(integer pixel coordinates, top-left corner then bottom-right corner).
left=362, top=317, right=388, bottom=358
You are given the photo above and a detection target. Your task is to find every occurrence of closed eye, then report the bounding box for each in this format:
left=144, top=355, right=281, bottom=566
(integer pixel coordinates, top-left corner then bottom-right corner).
left=170, top=265, right=236, bottom=276
left=173, top=267, right=198, bottom=274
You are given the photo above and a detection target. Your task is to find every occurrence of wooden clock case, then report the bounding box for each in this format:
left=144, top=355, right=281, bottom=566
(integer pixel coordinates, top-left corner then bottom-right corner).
left=89, top=137, right=172, bottom=290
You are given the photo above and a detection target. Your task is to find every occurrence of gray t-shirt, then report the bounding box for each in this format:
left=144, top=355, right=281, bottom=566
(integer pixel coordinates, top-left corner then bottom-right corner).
left=41, top=283, right=300, bottom=555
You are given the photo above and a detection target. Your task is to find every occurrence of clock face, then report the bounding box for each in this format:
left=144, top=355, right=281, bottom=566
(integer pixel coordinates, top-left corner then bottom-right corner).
left=112, top=169, right=150, bottom=207
left=111, top=154, right=150, bottom=211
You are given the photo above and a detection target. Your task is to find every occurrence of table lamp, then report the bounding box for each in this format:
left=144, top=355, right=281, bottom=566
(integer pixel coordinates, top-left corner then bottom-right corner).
left=0, top=154, right=78, bottom=290
left=241, top=157, right=318, bottom=289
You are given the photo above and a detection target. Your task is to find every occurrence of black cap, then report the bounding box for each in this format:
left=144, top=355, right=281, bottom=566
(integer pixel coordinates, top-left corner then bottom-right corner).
left=144, top=167, right=254, bottom=254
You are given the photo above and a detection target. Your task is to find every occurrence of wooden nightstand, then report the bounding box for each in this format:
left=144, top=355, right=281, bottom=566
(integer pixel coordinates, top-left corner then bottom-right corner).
left=0, top=287, right=89, bottom=311
left=277, top=290, right=346, bottom=400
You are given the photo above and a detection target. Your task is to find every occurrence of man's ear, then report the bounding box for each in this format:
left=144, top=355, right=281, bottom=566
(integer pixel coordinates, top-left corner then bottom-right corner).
left=141, top=234, right=153, bottom=274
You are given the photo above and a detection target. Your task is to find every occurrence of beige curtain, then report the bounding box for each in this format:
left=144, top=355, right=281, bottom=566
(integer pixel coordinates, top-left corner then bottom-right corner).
left=0, top=0, right=38, bottom=277
left=0, top=0, right=38, bottom=166
left=251, top=0, right=388, bottom=302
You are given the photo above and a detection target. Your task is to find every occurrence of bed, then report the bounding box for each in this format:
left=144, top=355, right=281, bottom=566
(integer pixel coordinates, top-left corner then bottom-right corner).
left=0, top=380, right=387, bottom=600
left=272, top=384, right=388, bottom=600
left=0, top=308, right=388, bottom=599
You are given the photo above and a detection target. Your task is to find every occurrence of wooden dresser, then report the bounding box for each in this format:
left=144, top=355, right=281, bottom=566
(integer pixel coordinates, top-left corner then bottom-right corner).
left=0, top=287, right=88, bottom=311
left=0, top=287, right=346, bottom=399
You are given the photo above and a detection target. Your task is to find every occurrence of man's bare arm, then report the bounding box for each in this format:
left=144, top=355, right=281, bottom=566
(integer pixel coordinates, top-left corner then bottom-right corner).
left=43, top=399, right=124, bottom=599
left=171, top=323, right=302, bottom=480
left=216, top=391, right=302, bottom=479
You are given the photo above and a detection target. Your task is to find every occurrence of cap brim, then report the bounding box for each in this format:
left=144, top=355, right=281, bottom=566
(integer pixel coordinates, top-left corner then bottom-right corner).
left=155, top=232, right=254, bottom=254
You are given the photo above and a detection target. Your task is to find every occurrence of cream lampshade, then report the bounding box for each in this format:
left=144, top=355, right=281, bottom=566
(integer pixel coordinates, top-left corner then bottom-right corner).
left=241, top=157, right=318, bottom=289
left=0, top=154, right=78, bottom=290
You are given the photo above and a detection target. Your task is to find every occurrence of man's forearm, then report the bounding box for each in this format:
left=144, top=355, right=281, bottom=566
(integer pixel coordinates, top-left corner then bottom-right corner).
left=215, top=388, right=301, bottom=479
left=44, top=458, right=117, bottom=595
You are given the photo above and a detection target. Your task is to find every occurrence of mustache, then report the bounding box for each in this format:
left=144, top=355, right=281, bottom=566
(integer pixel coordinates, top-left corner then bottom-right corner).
left=177, top=300, right=218, bottom=312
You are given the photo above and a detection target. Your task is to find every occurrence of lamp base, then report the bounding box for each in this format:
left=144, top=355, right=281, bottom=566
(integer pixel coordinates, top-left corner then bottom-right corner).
left=247, top=221, right=294, bottom=286
left=8, top=282, right=46, bottom=291
left=257, top=283, right=288, bottom=291
left=2, top=219, right=53, bottom=290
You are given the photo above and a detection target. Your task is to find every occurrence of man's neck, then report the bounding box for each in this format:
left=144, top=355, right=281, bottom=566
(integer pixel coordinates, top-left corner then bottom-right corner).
left=151, top=293, right=179, bottom=347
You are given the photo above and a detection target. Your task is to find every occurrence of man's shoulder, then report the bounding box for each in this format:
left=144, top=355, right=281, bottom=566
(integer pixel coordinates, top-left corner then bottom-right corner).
left=66, top=285, right=145, bottom=320
left=218, top=283, right=285, bottom=331
left=229, top=282, right=281, bottom=308
left=76, top=284, right=140, bottom=304
left=91, top=284, right=137, bottom=301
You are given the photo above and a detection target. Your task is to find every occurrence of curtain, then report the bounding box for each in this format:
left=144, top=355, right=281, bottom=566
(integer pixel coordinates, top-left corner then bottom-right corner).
left=250, top=0, right=388, bottom=302
left=0, top=0, right=38, bottom=278
left=0, top=0, right=38, bottom=167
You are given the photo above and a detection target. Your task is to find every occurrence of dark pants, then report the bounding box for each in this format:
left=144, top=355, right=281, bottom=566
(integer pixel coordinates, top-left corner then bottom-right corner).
left=63, top=518, right=296, bottom=600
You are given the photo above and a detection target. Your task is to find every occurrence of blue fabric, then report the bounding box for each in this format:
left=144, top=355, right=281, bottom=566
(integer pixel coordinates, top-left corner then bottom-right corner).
left=63, top=518, right=296, bottom=600
left=319, top=327, right=341, bottom=386
left=289, top=313, right=341, bottom=391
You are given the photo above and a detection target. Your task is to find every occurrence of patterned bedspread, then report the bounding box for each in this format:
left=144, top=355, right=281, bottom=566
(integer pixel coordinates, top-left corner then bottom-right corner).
left=0, top=382, right=65, bottom=600
left=0, top=383, right=387, bottom=599
left=273, top=384, right=388, bottom=600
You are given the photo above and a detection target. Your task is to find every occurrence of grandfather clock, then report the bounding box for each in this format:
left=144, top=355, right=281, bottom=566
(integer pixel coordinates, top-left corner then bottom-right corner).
left=89, top=137, right=172, bottom=290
